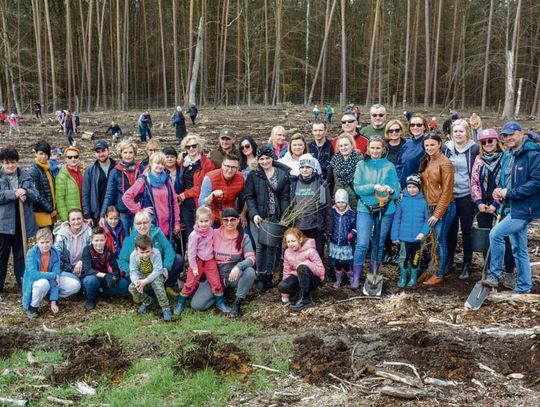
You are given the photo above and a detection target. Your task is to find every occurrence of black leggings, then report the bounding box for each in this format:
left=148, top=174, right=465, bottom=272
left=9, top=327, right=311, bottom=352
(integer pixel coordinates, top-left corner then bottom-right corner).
left=278, top=264, right=321, bottom=295
left=404, top=242, right=421, bottom=269
left=447, top=195, right=476, bottom=263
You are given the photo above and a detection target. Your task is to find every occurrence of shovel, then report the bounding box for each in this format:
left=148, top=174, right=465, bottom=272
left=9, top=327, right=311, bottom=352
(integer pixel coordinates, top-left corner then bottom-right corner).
left=363, top=191, right=390, bottom=297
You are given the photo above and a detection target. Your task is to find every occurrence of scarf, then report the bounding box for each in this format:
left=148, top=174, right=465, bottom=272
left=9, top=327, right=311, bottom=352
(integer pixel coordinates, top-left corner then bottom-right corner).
left=147, top=171, right=168, bottom=188
left=480, top=152, right=502, bottom=202
left=143, top=176, right=176, bottom=242
left=115, top=160, right=140, bottom=193
left=35, top=159, right=56, bottom=207
left=183, top=153, right=201, bottom=167
left=330, top=150, right=361, bottom=185
left=103, top=220, right=125, bottom=257
left=67, top=166, right=83, bottom=202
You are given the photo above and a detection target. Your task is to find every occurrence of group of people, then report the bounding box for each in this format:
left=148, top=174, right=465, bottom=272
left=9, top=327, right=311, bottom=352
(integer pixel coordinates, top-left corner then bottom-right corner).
left=1, top=103, right=539, bottom=323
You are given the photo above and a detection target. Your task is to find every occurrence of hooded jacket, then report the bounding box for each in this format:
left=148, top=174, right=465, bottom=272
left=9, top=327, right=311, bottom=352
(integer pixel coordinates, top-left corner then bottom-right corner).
left=22, top=245, right=61, bottom=310
left=444, top=140, right=479, bottom=198
left=55, top=166, right=84, bottom=221
left=391, top=190, right=430, bottom=242
left=53, top=221, right=92, bottom=273
left=396, top=134, right=425, bottom=189
left=282, top=238, right=324, bottom=281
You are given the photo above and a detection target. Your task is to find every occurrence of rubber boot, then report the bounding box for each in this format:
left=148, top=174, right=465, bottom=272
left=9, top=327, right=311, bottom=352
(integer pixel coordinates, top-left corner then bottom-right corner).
left=256, top=272, right=267, bottom=292
left=174, top=295, right=188, bottom=315
left=290, top=291, right=313, bottom=311
left=351, top=265, right=363, bottom=289
left=408, top=268, right=419, bottom=287
left=346, top=269, right=354, bottom=284
left=230, top=297, right=243, bottom=319
left=333, top=269, right=343, bottom=289
left=264, top=273, right=274, bottom=291
left=458, top=260, right=471, bottom=281
left=214, top=295, right=232, bottom=313
left=398, top=264, right=408, bottom=288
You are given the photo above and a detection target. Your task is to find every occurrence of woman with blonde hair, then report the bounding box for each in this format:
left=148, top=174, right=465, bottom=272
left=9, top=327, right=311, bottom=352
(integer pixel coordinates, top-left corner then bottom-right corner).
left=266, top=126, right=289, bottom=158
left=384, top=119, right=406, bottom=165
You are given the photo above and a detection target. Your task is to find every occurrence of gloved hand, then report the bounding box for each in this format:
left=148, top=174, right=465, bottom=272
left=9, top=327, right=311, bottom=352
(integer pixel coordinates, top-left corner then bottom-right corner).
left=104, top=273, right=117, bottom=288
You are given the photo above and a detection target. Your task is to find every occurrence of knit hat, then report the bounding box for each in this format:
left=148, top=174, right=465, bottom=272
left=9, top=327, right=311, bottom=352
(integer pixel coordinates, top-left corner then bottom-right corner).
left=298, top=154, right=316, bottom=169
left=222, top=207, right=239, bottom=219
left=256, top=146, right=276, bottom=160
left=406, top=174, right=421, bottom=189
left=478, top=128, right=499, bottom=141
left=334, top=189, right=349, bottom=204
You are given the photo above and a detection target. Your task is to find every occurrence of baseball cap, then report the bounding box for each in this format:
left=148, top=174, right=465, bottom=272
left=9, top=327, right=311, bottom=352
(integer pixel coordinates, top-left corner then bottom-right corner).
left=220, top=128, right=235, bottom=139
left=51, top=148, right=63, bottom=156
left=478, top=129, right=499, bottom=141
left=93, top=140, right=109, bottom=150
left=500, top=121, right=522, bottom=135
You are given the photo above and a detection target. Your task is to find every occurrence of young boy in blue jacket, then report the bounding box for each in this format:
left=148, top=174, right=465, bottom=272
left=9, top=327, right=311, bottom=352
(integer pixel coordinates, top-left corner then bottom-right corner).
left=391, top=174, right=430, bottom=287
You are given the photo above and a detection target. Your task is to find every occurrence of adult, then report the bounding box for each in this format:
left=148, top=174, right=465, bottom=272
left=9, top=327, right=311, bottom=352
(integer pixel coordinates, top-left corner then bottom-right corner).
left=82, top=140, right=117, bottom=226
left=178, top=135, right=215, bottom=242
left=481, top=122, right=540, bottom=294
left=245, top=147, right=291, bottom=292
left=444, top=119, right=480, bottom=279
left=140, top=139, right=162, bottom=172
left=396, top=113, right=429, bottom=189
left=199, top=153, right=244, bottom=226
left=118, top=209, right=183, bottom=289
left=209, top=128, right=236, bottom=169
left=163, top=146, right=182, bottom=194
left=278, top=133, right=322, bottom=176
left=105, top=121, right=123, bottom=143
left=138, top=110, right=153, bottom=142
left=63, top=110, right=77, bottom=146
left=312, top=105, right=320, bottom=121
left=308, top=122, right=334, bottom=180
left=331, top=112, right=369, bottom=155
left=239, top=135, right=258, bottom=179
left=190, top=207, right=256, bottom=318
left=352, top=139, right=400, bottom=288
left=189, top=103, right=198, bottom=126
left=172, top=106, right=187, bottom=142
left=326, top=103, right=334, bottom=124
left=53, top=208, right=91, bottom=295
left=0, top=147, right=39, bottom=291
left=418, top=134, right=456, bottom=286
left=28, top=141, right=57, bottom=229
left=266, top=126, right=289, bottom=159
left=101, top=140, right=141, bottom=235
left=34, top=101, right=42, bottom=119
left=359, top=104, right=387, bottom=139
left=442, top=111, right=459, bottom=137
left=469, top=113, right=483, bottom=142
left=384, top=120, right=407, bottom=165
left=56, top=147, right=84, bottom=222
left=327, top=133, right=363, bottom=210
left=470, top=129, right=515, bottom=283
left=123, top=152, right=181, bottom=241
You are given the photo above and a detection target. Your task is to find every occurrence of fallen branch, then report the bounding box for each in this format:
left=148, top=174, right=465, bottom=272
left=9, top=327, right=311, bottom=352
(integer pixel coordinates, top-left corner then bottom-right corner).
left=0, top=398, right=27, bottom=406
left=368, top=365, right=423, bottom=388
left=382, top=361, right=421, bottom=380
left=46, top=396, right=74, bottom=405
left=428, top=317, right=462, bottom=328
left=472, top=326, right=540, bottom=337
left=251, top=364, right=299, bottom=380
left=486, top=293, right=540, bottom=304
left=478, top=363, right=503, bottom=378
left=472, top=378, right=485, bottom=389
left=27, top=352, right=37, bottom=365
left=379, top=386, right=433, bottom=399
left=74, top=382, right=96, bottom=396
left=336, top=296, right=383, bottom=303
left=328, top=373, right=369, bottom=391
left=424, top=377, right=458, bottom=387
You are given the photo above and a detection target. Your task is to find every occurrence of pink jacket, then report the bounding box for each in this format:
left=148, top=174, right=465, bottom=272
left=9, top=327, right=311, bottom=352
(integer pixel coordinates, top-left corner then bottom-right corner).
left=7, top=114, right=18, bottom=128
left=282, top=238, right=324, bottom=281
left=187, top=224, right=214, bottom=269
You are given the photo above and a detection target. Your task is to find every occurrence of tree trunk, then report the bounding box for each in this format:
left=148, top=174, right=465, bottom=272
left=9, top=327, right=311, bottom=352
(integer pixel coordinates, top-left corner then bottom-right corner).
left=31, top=0, right=44, bottom=110
left=142, top=0, right=151, bottom=107
left=0, top=0, right=21, bottom=115
left=402, top=0, right=410, bottom=108
left=431, top=0, right=442, bottom=108
left=320, top=0, right=331, bottom=104
left=502, top=0, right=522, bottom=119
left=481, top=0, right=495, bottom=112
left=423, top=0, right=430, bottom=108
left=43, top=0, right=57, bottom=111
left=86, top=0, right=94, bottom=111
left=173, top=0, right=179, bottom=105
left=243, top=0, right=252, bottom=105
left=444, top=1, right=459, bottom=106
left=122, top=0, right=128, bottom=110
left=271, top=0, right=282, bottom=105
left=96, top=0, right=107, bottom=109
left=66, top=0, right=74, bottom=107
left=221, top=0, right=230, bottom=104
left=303, top=0, right=310, bottom=105
left=201, top=0, right=208, bottom=105
left=366, top=0, right=380, bottom=106
left=340, top=0, right=346, bottom=106
left=531, top=56, right=540, bottom=118
left=188, top=17, right=203, bottom=106
left=411, top=0, right=420, bottom=105
left=186, top=0, right=194, bottom=104
left=158, top=0, right=167, bottom=107
left=263, top=0, right=269, bottom=105
left=116, top=0, right=121, bottom=109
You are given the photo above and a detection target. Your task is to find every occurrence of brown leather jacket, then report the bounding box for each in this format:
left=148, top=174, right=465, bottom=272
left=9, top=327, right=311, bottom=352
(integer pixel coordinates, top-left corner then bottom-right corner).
left=420, top=151, right=455, bottom=220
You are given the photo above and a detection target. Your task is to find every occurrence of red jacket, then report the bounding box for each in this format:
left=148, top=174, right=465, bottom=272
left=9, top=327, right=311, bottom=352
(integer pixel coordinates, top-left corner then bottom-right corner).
left=282, top=238, right=325, bottom=281
left=332, top=134, right=369, bottom=155
left=180, top=153, right=215, bottom=207
left=207, top=169, right=244, bottom=223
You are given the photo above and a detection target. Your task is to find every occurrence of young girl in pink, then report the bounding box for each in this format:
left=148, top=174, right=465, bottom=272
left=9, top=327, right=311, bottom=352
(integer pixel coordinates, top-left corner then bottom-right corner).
left=174, top=207, right=231, bottom=314
left=8, top=113, right=20, bottom=136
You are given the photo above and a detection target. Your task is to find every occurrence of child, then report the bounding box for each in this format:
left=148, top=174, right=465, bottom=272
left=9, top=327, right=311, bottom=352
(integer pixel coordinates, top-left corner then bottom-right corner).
left=81, top=227, right=128, bottom=310
left=390, top=174, right=430, bottom=287
left=102, top=206, right=125, bottom=258
left=105, top=121, right=123, bottom=143
left=174, top=207, right=230, bottom=314
left=48, top=147, right=63, bottom=179
left=8, top=113, right=20, bottom=136
left=312, top=105, right=320, bottom=120
left=129, top=234, right=172, bottom=321
left=328, top=189, right=356, bottom=288
left=278, top=228, right=324, bottom=311
left=22, top=228, right=61, bottom=318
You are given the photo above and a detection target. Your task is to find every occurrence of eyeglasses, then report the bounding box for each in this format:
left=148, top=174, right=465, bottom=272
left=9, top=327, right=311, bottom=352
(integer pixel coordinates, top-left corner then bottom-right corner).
left=341, top=119, right=356, bottom=124
left=67, top=155, right=79, bottom=159
left=481, top=139, right=496, bottom=146
left=147, top=149, right=160, bottom=153
left=387, top=128, right=401, bottom=134
left=241, top=144, right=251, bottom=150
left=222, top=218, right=238, bottom=223
left=135, top=221, right=150, bottom=225
left=222, top=164, right=239, bottom=170
left=410, top=123, right=424, bottom=128
left=371, top=113, right=385, bottom=118
left=186, top=144, right=198, bottom=150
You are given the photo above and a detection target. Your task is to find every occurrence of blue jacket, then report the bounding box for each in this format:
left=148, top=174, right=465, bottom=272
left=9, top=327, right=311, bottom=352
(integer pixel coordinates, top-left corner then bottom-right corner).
left=500, top=140, right=540, bottom=220
left=328, top=206, right=356, bottom=246
left=117, top=225, right=176, bottom=276
left=391, top=191, right=430, bottom=242
left=22, top=245, right=61, bottom=310
left=48, top=158, right=60, bottom=179
left=101, top=164, right=141, bottom=216
left=396, top=135, right=425, bottom=189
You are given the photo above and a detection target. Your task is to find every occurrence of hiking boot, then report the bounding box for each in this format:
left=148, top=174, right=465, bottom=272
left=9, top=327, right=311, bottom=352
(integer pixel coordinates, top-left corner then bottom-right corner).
left=480, top=274, right=499, bottom=288
left=264, top=274, right=274, bottom=290
left=215, top=295, right=231, bottom=313
left=458, top=262, right=471, bottom=281
left=256, top=272, right=267, bottom=292
left=446, top=260, right=456, bottom=274
left=333, top=270, right=343, bottom=289
left=138, top=296, right=153, bottom=314
left=501, top=272, right=517, bottom=290
left=162, top=308, right=172, bottom=321
left=84, top=300, right=96, bottom=311
left=174, top=295, right=188, bottom=315
left=290, top=292, right=313, bottom=312
left=423, top=275, right=444, bottom=286
left=26, top=306, right=39, bottom=319
left=230, top=298, right=243, bottom=319
left=398, top=264, right=408, bottom=288
left=351, top=265, right=363, bottom=289
left=408, top=268, right=419, bottom=287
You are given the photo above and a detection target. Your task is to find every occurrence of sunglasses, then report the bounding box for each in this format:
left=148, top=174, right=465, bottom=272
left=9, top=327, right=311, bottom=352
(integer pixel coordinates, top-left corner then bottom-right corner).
left=67, top=155, right=79, bottom=159
left=186, top=144, right=198, bottom=150
left=481, top=139, right=496, bottom=145
left=387, top=128, right=401, bottom=134
left=371, top=113, right=385, bottom=118
left=341, top=119, right=356, bottom=124
left=410, top=123, right=424, bottom=128
left=241, top=144, right=251, bottom=150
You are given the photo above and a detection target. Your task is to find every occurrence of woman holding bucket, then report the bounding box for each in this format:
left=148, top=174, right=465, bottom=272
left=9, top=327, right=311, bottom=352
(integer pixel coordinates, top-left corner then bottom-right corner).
left=245, top=147, right=291, bottom=292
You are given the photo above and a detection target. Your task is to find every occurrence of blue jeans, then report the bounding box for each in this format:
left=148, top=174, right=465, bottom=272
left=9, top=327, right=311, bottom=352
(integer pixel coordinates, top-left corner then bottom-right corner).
left=354, top=212, right=394, bottom=266
left=433, top=202, right=456, bottom=276
left=489, top=215, right=531, bottom=293
left=120, top=212, right=134, bottom=237
left=82, top=275, right=129, bottom=301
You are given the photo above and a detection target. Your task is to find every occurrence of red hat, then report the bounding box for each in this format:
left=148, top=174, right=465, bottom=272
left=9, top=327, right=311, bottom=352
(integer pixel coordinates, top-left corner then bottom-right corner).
left=478, top=128, right=499, bottom=141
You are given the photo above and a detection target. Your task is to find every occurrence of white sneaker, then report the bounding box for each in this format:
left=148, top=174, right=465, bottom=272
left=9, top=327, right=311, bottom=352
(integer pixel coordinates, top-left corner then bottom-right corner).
left=281, top=294, right=290, bottom=304
left=73, top=140, right=76, bottom=147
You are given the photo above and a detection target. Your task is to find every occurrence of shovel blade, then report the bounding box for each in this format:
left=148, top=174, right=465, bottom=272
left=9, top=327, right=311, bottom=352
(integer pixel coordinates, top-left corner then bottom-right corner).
left=363, top=273, right=383, bottom=297
left=465, top=282, right=491, bottom=311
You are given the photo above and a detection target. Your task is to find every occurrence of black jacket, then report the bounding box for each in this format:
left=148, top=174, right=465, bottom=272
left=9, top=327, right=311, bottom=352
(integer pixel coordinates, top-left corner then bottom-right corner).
left=290, top=173, right=332, bottom=232
left=82, top=159, right=117, bottom=220
left=27, top=163, right=55, bottom=213
left=308, top=139, right=334, bottom=180
left=245, top=162, right=291, bottom=222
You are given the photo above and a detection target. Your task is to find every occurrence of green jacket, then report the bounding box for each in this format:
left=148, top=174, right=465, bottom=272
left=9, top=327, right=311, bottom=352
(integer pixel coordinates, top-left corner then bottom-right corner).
left=55, top=167, right=84, bottom=221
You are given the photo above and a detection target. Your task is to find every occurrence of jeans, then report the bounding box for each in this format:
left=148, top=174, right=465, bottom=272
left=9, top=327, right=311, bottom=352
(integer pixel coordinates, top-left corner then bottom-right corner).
left=447, top=195, right=476, bottom=264
left=82, top=275, right=129, bottom=301
left=66, top=128, right=74, bottom=145
left=139, top=125, right=152, bottom=142
left=250, top=221, right=278, bottom=276
left=180, top=198, right=196, bottom=248
left=277, top=264, right=321, bottom=295
left=354, top=212, right=394, bottom=266
left=120, top=212, right=134, bottom=237
left=489, top=215, right=532, bottom=293
left=433, top=202, right=456, bottom=276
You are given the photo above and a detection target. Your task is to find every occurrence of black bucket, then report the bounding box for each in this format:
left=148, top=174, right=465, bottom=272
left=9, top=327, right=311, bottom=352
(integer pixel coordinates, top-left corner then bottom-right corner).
left=258, top=220, right=287, bottom=247
left=471, top=225, right=490, bottom=252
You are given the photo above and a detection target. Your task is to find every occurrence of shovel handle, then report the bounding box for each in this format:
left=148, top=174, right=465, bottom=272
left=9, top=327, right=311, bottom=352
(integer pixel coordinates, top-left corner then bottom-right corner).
left=375, top=191, right=390, bottom=207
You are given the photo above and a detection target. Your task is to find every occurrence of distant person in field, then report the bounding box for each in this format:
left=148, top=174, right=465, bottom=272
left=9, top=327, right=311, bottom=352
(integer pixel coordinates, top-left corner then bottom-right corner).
left=28, top=141, right=57, bottom=229
left=326, top=103, right=334, bottom=124
left=442, top=111, right=459, bottom=138
left=0, top=107, right=5, bottom=125
left=105, top=121, right=123, bottom=143
left=8, top=113, right=20, bottom=136
left=208, top=128, right=236, bottom=169
left=138, top=110, right=153, bottom=142
left=312, top=105, right=320, bottom=121
left=63, top=110, right=77, bottom=146
left=34, top=101, right=42, bottom=119
left=469, top=113, right=483, bottom=142
left=331, top=112, right=369, bottom=155
left=189, top=103, right=198, bottom=126
left=171, top=106, right=187, bottom=142
left=359, top=104, right=387, bottom=139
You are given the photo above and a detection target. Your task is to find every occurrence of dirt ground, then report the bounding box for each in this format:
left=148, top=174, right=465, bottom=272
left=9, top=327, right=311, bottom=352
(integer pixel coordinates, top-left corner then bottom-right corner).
left=1, top=105, right=540, bottom=405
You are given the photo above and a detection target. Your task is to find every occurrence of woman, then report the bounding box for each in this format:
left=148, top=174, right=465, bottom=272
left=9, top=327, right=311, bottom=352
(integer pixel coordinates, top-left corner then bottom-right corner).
left=267, top=126, right=289, bottom=158
left=28, top=140, right=57, bottom=228
left=327, top=133, right=363, bottom=210
left=55, top=146, right=84, bottom=222
left=101, top=140, right=141, bottom=235
left=384, top=120, right=407, bottom=165
left=163, top=146, right=182, bottom=194
left=123, top=152, right=181, bottom=241
left=190, top=208, right=256, bottom=318
left=470, top=129, right=515, bottom=280
left=396, top=113, right=429, bottom=189
left=245, top=147, right=291, bottom=292
left=444, top=119, right=480, bottom=280
left=419, top=134, right=456, bottom=286
left=63, top=110, right=77, bottom=146
left=352, top=138, right=400, bottom=289
left=278, top=133, right=321, bottom=176
left=239, top=135, right=258, bottom=179
left=172, top=106, right=187, bottom=142
left=53, top=208, right=91, bottom=295
left=177, top=134, right=215, bottom=244
left=469, top=113, right=483, bottom=142
left=118, top=209, right=183, bottom=289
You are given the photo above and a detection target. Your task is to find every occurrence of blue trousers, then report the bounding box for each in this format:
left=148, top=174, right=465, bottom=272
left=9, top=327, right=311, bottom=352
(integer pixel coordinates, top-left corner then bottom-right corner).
left=354, top=212, right=394, bottom=266
left=433, top=202, right=456, bottom=277
left=82, top=275, right=129, bottom=301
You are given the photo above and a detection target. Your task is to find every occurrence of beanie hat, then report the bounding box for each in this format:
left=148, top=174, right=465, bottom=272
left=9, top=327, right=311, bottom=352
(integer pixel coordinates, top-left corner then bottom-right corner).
left=334, top=189, right=349, bottom=204
left=256, top=146, right=276, bottom=160
left=298, top=154, right=316, bottom=170
left=406, top=174, right=421, bottom=189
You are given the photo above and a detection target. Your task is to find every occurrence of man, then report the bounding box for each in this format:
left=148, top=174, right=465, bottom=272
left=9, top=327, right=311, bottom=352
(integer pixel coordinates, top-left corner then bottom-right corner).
left=34, top=101, right=42, bottom=119
left=139, top=139, right=162, bottom=172
left=0, top=147, right=39, bottom=291
left=199, top=153, right=244, bottom=226
left=308, top=122, right=333, bottom=180
left=481, top=122, right=540, bottom=294
left=331, top=112, right=369, bottom=154
left=137, top=110, right=153, bottom=142
left=209, top=128, right=236, bottom=169
left=82, top=141, right=117, bottom=226
left=359, top=104, right=387, bottom=139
